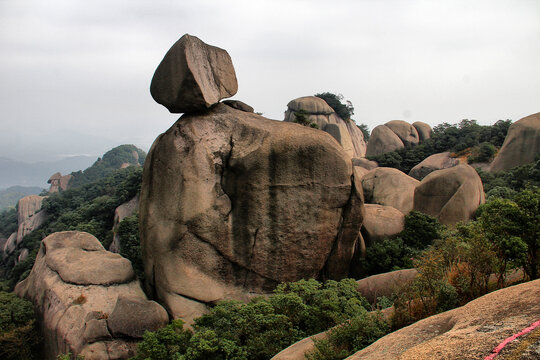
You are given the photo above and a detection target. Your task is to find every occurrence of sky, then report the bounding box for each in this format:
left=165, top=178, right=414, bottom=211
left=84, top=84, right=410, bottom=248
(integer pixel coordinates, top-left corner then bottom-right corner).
left=1, top=0, right=539, bottom=162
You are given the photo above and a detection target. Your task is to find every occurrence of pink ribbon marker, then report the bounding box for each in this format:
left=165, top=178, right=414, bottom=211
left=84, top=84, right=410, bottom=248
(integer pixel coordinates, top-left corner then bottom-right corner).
left=484, top=318, right=540, bottom=360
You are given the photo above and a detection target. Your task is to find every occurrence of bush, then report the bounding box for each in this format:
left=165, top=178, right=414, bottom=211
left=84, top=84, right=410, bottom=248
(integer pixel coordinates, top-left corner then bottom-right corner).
left=0, top=291, right=42, bottom=359
left=117, top=214, right=144, bottom=280
left=314, top=92, right=354, bottom=120
left=133, top=279, right=372, bottom=360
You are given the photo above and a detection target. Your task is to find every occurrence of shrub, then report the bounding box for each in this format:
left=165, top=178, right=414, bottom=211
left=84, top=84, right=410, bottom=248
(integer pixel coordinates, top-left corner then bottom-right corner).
left=314, top=92, right=354, bottom=120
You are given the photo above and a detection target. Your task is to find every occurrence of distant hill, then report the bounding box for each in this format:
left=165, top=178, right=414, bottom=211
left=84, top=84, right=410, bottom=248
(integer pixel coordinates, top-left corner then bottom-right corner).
left=0, top=155, right=96, bottom=189
left=0, top=186, right=44, bottom=211
left=69, top=145, right=147, bottom=188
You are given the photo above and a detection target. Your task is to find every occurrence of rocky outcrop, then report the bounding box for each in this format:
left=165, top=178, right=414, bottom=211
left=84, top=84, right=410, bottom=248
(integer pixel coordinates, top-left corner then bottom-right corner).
left=140, top=103, right=364, bottom=323
left=3, top=232, right=16, bottom=258
left=362, top=168, right=419, bottom=214
left=222, top=99, right=254, bottom=113
left=489, top=112, right=540, bottom=172
left=366, top=120, right=431, bottom=156
left=284, top=96, right=367, bottom=158
left=109, top=195, right=139, bottom=253
left=352, top=158, right=378, bottom=171
left=412, top=121, right=432, bottom=141
left=48, top=172, right=73, bottom=193
left=356, top=269, right=418, bottom=304
left=150, top=34, right=238, bottom=113
left=349, top=279, right=540, bottom=360
left=16, top=195, right=46, bottom=245
left=365, top=125, right=404, bottom=156
left=361, top=204, right=404, bottom=247
left=384, top=120, right=419, bottom=147
left=15, top=231, right=168, bottom=360
left=408, top=152, right=460, bottom=180
left=414, top=164, right=485, bottom=225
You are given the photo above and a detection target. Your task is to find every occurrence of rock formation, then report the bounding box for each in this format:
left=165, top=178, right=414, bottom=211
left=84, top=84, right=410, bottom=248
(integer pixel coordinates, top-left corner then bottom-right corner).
left=414, top=164, right=485, bottom=225
left=283, top=96, right=367, bottom=158
left=150, top=34, right=238, bottom=113
left=349, top=279, right=540, bottom=360
left=362, top=168, right=419, bottom=214
left=489, top=112, right=540, bottom=172
left=366, top=120, right=432, bottom=156
left=140, top=103, right=364, bottom=322
left=109, top=195, right=139, bottom=253
left=355, top=269, right=418, bottom=304
left=408, top=152, right=461, bottom=180
left=384, top=120, right=419, bottom=147
left=142, top=35, right=365, bottom=323
left=365, top=125, right=404, bottom=156
left=48, top=172, right=73, bottom=193
left=15, top=231, right=169, bottom=360
left=16, top=194, right=47, bottom=245
left=412, top=121, right=432, bottom=141
left=361, top=204, right=404, bottom=247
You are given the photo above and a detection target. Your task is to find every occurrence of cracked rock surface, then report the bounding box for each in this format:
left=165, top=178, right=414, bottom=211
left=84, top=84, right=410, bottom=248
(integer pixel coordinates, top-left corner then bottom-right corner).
left=15, top=231, right=168, bottom=360
left=140, top=103, right=365, bottom=323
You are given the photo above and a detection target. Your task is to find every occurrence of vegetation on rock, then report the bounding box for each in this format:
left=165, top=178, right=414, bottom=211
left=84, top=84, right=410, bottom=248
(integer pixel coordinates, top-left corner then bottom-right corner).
left=314, top=92, right=354, bottom=120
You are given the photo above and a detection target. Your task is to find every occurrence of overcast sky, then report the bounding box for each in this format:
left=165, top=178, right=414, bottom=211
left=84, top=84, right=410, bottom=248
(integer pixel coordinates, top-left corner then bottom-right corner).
left=1, top=0, right=539, bottom=162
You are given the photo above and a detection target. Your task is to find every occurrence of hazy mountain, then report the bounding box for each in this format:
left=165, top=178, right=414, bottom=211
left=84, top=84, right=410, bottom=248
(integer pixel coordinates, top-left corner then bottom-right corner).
left=0, top=155, right=96, bottom=189
left=0, top=185, right=45, bottom=211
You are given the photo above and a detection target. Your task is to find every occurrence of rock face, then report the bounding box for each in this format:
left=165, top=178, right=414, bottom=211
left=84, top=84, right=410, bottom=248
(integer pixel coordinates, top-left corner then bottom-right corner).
left=412, top=121, right=432, bottom=141
left=109, top=195, right=139, bottom=253
left=140, top=103, right=364, bottom=322
left=489, top=112, right=540, bottom=172
left=16, top=195, right=47, bottom=245
left=361, top=204, right=404, bottom=247
left=48, top=172, right=73, bottom=193
left=384, top=120, right=419, bottom=147
left=362, top=168, right=419, bottom=214
left=349, top=279, right=540, bottom=360
left=15, top=231, right=168, bottom=360
left=408, top=152, right=460, bottom=180
left=414, top=164, right=485, bottom=225
left=150, top=34, right=238, bottom=113
left=365, top=125, right=404, bottom=157
left=284, top=96, right=367, bottom=158
left=356, top=269, right=418, bottom=304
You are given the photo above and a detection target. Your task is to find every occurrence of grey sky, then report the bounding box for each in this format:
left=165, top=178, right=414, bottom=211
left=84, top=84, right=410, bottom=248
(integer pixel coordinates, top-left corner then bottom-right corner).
left=1, top=0, right=539, bottom=162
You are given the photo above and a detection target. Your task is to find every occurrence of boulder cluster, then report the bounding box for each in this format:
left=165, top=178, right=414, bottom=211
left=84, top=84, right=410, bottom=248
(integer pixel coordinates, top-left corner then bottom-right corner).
left=366, top=120, right=432, bottom=156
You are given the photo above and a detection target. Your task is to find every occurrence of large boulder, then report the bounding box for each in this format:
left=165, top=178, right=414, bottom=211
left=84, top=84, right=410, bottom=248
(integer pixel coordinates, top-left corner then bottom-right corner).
left=150, top=34, right=238, bottom=113
left=408, top=152, right=461, bottom=180
left=362, top=167, right=419, bottom=214
left=414, top=164, right=485, bottom=225
left=489, top=112, right=540, bottom=172
left=356, top=269, right=418, bottom=304
left=16, top=195, right=47, bottom=245
left=412, top=121, right=432, bottom=141
left=284, top=96, right=367, bottom=158
left=140, top=103, right=364, bottom=322
left=361, top=204, right=404, bottom=246
left=349, top=279, right=540, bottom=360
left=365, top=125, right=404, bottom=156
left=15, top=231, right=168, bottom=360
left=384, top=120, right=419, bottom=147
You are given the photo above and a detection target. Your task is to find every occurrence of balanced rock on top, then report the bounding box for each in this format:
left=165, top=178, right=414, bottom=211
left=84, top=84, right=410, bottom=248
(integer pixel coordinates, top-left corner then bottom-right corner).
left=150, top=34, right=238, bottom=113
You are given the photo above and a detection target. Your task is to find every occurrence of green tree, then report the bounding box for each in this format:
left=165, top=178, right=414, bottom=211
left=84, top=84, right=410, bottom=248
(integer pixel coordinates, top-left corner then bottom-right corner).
left=314, top=93, right=354, bottom=120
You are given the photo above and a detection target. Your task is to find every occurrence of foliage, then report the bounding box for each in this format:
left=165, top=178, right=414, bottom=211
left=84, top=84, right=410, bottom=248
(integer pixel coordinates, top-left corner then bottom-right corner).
left=477, top=159, right=540, bottom=194
left=314, top=92, right=354, bottom=120
left=0, top=207, right=18, bottom=238
left=69, top=145, right=146, bottom=188
left=357, top=123, right=370, bottom=141
left=467, top=142, right=496, bottom=163
left=0, top=291, right=42, bottom=359
left=293, top=109, right=319, bottom=129
left=356, top=212, right=443, bottom=277
left=133, top=279, right=374, bottom=360
left=306, top=312, right=389, bottom=360
left=368, top=119, right=512, bottom=173
left=118, top=214, right=144, bottom=280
